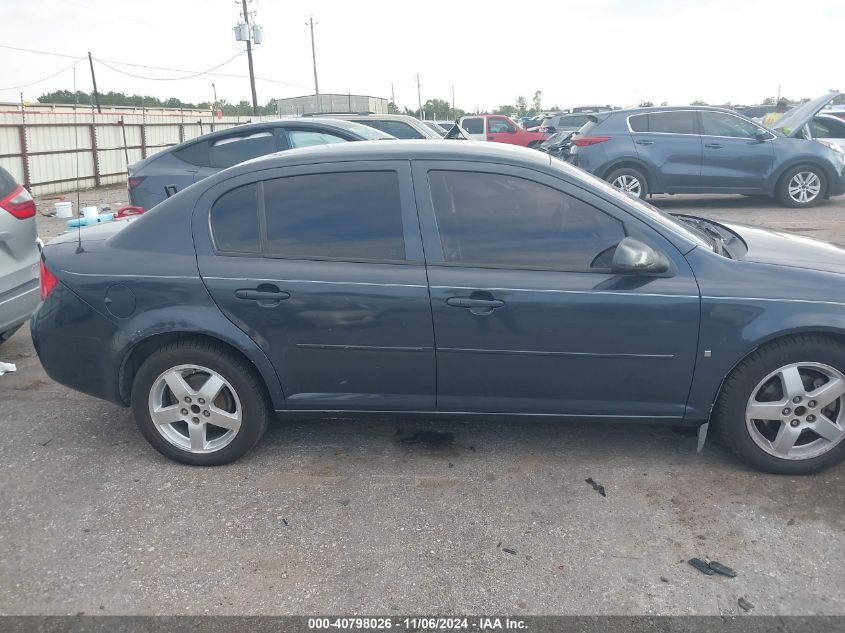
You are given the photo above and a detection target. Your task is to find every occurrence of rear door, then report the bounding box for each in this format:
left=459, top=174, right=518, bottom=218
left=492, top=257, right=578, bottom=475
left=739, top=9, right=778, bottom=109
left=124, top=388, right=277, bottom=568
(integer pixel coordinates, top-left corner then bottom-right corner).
left=460, top=117, right=486, bottom=141
left=194, top=161, right=435, bottom=411
left=628, top=111, right=703, bottom=191
left=698, top=111, right=775, bottom=192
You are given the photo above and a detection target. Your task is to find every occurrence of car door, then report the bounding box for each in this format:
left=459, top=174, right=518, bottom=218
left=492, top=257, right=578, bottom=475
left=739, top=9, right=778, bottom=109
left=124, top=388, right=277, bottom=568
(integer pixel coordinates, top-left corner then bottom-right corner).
left=412, top=161, right=700, bottom=420
left=698, top=111, right=776, bottom=192
left=460, top=117, right=486, bottom=141
left=628, top=111, right=703, bottom=191
left=194, top=160, right=435, bottom=411
left=486, top=116, right=520, bottom=144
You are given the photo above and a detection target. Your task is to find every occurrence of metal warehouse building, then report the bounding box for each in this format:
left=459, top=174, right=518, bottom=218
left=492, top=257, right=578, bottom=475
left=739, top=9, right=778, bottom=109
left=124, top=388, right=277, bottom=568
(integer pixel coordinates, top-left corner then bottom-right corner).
left=275, top=93, right=388, bottom=116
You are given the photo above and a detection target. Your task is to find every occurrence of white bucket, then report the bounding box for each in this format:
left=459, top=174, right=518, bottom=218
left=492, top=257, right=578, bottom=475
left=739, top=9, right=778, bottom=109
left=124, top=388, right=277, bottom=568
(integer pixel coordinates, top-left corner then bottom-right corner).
left=54, top=201, right=73, bottom=218
left=82, top=206, right=99, bottom=219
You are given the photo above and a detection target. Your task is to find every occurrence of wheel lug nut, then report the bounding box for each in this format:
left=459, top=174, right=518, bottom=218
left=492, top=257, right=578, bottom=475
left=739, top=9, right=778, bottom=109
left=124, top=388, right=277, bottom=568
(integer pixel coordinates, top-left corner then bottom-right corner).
left=203, top=410, right=210, bottom=417
left=192, top=417, right=200, bottom=424
left=808, top=400, right=817, bottom=408
left=792, top=396, right=802, bottom=404
left=198, top=398, right=205, bottom=404
left=181, top=408, right=188, bottom=415
left=807, top=415, right=816, bottom=423
left=184, top=397, right=192, bottom=403
left=790, top=419, right=800, bottom=427
left=782, top=408, right=791, bottom=415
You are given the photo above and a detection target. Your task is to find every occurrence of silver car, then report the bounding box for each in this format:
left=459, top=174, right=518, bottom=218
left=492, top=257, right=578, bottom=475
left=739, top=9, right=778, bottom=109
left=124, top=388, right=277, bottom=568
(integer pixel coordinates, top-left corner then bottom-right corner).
left=307, top=113, right=442, bottom=140
left=0, top=167, right=39, bottom=344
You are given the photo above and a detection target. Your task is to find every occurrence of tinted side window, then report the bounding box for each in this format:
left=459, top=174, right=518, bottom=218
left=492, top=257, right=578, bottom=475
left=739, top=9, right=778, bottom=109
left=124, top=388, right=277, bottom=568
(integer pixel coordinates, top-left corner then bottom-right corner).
left=648, top=112, right=696, bottom=134
left=629, top=114, right=649, bottom=132
left=358, top=120, right=423, bottom=139
left=173, top=141, right=211, bottom=167
left=209, top=131, right=278, bottom=168
left=264, top=171, right=405, bottom=261
left=210, top=183, right=260, bottom=253
left=429, top=171, right=626, bottom=270
left=287, top=130, right=348, bottom=148
left=700, top=112, right=759, bottom=138
left=462, top=118, right=484, bottom=134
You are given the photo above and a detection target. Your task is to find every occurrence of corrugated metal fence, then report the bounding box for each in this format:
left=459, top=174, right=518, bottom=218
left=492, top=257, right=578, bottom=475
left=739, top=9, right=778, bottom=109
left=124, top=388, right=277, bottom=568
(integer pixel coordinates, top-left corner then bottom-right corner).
left=0, top=107, right=281, bottom=196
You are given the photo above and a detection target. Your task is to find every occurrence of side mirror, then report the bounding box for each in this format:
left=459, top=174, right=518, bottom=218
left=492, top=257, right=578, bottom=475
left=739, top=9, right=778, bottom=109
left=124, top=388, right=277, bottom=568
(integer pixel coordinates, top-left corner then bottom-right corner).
left=754, top=129, right=769, bottom=141
left=611, top=237, right=670, bottom=274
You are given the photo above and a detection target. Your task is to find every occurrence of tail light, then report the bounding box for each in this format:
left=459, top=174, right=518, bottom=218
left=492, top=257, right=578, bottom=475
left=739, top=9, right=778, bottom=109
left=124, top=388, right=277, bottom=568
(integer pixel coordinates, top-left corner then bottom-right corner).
left=572, top=136, right=611, bottom=147
left=0, top=185, right=36, bottom=219
left=128, top=176, right=146, bottom=189
left=39, top=260, right=59, bottom=300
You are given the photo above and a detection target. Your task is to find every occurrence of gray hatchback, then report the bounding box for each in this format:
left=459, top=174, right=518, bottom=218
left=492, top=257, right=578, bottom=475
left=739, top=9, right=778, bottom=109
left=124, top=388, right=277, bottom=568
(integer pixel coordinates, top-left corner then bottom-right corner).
left=127, top=118, right=394, bottom=211
left=568, top=93, right=845, bottom=208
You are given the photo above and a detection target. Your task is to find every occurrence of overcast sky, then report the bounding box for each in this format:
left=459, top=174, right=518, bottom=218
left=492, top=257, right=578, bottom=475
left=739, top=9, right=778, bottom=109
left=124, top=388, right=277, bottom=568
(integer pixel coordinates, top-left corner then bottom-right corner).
left=2, top=0, right=843, bottom=112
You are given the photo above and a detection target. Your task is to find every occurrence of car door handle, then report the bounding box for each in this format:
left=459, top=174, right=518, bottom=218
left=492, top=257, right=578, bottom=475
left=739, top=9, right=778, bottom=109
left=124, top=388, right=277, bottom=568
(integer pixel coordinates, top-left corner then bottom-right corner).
left=705, top=143, right=723, bottom=149
left=446, top=297, right=505, bottom=309
left=234, top=288, right=291, bottom=301
left=635, top=140, right=654, bottom=145
left=487, top=135, right=495, bottom=141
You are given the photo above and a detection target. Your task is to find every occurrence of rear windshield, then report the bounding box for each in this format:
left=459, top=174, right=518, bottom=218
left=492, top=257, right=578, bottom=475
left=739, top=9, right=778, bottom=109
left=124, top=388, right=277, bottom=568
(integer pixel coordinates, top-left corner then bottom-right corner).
left=0, top=166, right=18, bottom=198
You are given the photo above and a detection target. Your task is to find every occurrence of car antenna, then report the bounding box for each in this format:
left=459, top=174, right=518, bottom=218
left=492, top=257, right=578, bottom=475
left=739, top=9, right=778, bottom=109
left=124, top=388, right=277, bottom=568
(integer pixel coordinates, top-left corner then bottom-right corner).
left=73, top=67, right=84, bottom=254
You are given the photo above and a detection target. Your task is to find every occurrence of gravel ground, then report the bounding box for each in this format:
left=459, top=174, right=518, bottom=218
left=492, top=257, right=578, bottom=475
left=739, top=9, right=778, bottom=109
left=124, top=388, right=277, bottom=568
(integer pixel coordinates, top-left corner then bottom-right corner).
left=0, top=185, right=843, bottom=616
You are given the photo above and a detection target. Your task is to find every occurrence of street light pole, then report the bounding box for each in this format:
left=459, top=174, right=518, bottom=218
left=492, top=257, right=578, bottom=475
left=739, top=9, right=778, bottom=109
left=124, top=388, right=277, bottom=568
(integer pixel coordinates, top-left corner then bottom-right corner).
left=306, top=16, right=320, bottom=111
left=241, top=0, right=258, bottom=116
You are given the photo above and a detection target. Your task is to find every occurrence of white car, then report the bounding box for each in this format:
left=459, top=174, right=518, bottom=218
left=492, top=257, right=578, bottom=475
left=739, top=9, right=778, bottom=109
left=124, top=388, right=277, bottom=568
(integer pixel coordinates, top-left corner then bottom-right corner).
left=806, top=113, right=845, bottom=152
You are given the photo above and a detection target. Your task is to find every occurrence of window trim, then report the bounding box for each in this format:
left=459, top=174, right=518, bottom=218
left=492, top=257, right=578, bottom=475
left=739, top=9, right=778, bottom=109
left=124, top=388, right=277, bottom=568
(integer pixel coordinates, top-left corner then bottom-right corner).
left=626, top=110, right=700, bottom=136
left=424, top=168, right=629, bottom=274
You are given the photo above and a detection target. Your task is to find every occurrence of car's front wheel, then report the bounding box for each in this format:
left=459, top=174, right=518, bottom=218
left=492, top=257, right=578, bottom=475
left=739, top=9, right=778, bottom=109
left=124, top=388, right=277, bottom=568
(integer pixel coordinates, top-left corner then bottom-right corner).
left=776, top=165, right=827, bottom=208
left=131, top=339, right=270, bottom=466
left=606, top=167, right=649, bottom=199
left=716, top=336, right=845, bottom=474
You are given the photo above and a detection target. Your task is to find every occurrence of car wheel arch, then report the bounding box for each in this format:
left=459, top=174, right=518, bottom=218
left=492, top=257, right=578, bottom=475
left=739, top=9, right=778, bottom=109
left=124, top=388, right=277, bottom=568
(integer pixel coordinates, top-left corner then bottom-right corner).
left=601, top=160, right=657, bottom=191
left=770, top=159, right=835, bottom=195
left=118, top=331, right=283, bottom=410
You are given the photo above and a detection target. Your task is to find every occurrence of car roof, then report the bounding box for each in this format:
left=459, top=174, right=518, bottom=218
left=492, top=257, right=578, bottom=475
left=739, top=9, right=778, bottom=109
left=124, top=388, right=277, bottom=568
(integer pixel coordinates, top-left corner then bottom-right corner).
left=609, top=105, right=742, bottom=117
left=224, top=139, right=550, bottom=173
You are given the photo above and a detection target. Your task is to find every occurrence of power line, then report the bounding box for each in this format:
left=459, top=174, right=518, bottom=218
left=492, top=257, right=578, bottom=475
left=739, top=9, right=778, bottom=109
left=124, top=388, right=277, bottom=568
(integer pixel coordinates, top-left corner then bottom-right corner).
left=95, top=52, right=245, bottom=81
left=0, top=57, right=85, bottom=91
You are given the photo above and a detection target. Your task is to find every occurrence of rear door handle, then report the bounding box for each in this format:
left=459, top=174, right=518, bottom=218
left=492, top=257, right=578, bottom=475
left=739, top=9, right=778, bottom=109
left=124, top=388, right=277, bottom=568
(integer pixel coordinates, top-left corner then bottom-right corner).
left=705, top=143, right=723, bottom=149
left=635, top=140, right=654, bottom=145
left=234, top=287, right=291, bottom=306
left=446, top=296, right=505, bottom=312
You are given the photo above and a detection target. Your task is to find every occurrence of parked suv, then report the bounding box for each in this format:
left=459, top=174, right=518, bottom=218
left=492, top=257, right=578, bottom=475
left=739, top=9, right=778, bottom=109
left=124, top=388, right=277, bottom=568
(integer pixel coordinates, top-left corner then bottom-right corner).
left=0, top=166, right=39, bottom=345
left=309, top=113, right=442, bottom=140
left=128, top=118, right=394, bottom=211
left=459, top=115, right=549, bottom=147
left=568, top=95, right=845, bottom=208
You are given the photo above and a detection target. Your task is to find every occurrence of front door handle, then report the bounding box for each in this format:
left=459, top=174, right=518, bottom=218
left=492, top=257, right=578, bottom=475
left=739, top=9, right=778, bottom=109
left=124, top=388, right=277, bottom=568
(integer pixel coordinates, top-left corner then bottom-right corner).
left=446, top=295, right=505, bottom=315
left=635, top=140, right=654, bottom=145
left=235, top=285, right=290, bottom=307
left=704, top=143, right=723, bottom=149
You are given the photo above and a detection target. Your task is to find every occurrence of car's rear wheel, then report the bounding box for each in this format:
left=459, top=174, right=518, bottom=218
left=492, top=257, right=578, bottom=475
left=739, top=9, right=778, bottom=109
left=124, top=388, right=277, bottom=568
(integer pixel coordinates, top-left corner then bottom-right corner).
left=131, top=339, right=270, bottom=466
left=606, top=167, right=648, bottom=199
left=776, top=165, right=827, bottom=208
left=716, top=336, right=845, bottom=474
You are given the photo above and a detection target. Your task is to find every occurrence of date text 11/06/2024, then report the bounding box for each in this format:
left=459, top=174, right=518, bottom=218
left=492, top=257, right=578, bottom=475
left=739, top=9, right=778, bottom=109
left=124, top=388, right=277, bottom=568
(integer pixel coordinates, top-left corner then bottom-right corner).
left=307, top=617, right=528, bottom=630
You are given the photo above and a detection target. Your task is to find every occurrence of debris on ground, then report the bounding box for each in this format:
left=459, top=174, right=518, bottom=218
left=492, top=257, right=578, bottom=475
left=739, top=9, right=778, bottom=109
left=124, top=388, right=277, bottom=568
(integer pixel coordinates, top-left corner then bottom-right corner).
left=336, top=498, right=350, bottom=507
left=660, top=576, right=669, bottom=583
left=502, top=548, right=517, bottom=555
left=585, top=478, right=606, bottom=497
left=688, top=558, right=715, bottom=575
left=688, top=558, right=738, bottom=577
left=787, top=518, right=796, bottom=526
left=496, top=542, right=502, bottom=549
left=737, top=597, right=754, bottom=612
left=0, top=361, right=16, bottom=376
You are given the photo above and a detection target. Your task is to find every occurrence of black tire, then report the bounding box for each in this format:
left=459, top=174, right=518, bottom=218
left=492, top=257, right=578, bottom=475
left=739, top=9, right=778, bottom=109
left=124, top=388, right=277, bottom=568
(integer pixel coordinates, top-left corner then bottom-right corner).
left=715, top=335, right=845, bottom=474
left=605, top=166, right=649, bottom=199
left=131, top=339, right=270, bottom=466
left=0, top=324, right=22, bottom=345
left=775, top=165, right=827, bottom=208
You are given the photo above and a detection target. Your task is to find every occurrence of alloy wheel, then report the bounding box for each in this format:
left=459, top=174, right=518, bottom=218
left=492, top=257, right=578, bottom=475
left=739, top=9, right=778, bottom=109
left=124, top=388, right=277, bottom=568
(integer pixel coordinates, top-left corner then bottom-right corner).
left=611, top=174, right=642, bottom=197
left=148, top=364, right=242, bottom=454
left=746, top=362, right=845, bottom=460
left=787, top=172, right=821, bottom=205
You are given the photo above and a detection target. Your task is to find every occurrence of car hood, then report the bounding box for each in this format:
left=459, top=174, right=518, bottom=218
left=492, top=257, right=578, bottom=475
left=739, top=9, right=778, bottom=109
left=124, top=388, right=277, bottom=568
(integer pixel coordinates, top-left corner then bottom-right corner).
left=771, top=90, right=840, bottom=138
left=723, top=220, right=845, bottom=274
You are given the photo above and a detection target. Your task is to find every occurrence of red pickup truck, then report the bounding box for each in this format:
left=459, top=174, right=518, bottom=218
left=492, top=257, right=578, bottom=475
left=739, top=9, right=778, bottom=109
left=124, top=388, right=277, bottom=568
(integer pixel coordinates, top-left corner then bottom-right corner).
left=458, top=114, right=549, bottom=147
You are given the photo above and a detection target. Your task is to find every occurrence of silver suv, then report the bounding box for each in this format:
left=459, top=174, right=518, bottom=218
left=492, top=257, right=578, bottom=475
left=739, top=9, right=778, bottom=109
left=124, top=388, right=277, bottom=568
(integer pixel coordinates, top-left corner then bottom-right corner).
left=0, top=167, right=39, bottom=344
left=306, top=113, right=442, bottom=140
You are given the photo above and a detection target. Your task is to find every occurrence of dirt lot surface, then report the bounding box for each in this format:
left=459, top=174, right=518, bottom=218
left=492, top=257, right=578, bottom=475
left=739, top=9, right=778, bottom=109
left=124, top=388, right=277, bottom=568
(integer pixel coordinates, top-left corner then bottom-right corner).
left=0, top=185, right=843, bottom=616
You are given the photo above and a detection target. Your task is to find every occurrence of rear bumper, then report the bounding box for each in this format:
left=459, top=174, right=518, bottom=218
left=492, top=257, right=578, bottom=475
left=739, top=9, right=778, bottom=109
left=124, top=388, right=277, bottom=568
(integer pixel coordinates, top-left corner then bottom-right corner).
left=30, top=283, right=125, bottom=405
left=0, top=278, right=39, bottom=335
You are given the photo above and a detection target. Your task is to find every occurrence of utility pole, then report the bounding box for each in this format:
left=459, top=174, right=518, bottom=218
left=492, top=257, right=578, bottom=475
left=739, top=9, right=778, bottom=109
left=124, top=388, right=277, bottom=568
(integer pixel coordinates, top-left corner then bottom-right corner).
left=87, top=51, right=101, bottom=114
left=241, top=0, right=258, bottom=116
left=306, top=16, right=320, bottom=111
left=416, top=73, right=422, bottom=119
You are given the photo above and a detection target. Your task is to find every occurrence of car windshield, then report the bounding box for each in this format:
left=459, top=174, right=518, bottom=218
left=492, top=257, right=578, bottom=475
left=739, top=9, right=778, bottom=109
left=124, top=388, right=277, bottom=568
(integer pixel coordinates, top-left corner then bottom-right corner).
left=548, top=155, right=715, bottom=252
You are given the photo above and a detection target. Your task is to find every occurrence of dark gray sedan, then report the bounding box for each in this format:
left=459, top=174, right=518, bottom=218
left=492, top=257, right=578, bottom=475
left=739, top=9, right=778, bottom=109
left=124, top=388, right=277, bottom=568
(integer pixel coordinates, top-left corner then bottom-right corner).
left=32, top=141, right=845, bottom=473
left=127, top=118, right=394, bottom=211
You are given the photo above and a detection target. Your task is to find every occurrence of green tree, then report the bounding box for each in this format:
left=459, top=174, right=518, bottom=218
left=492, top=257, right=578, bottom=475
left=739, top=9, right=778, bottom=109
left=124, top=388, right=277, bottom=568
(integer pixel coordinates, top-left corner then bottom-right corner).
left=515, top=96, right=529, bottom=117
left=531, top=90, right=543, bottom=114
left=638, top=100, right=654, bottom=107
left=496, top=104, right=517, bottom=117
left=387, top=101, right=400, bottom=114
left=691, top=100, right=708, bottom=106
